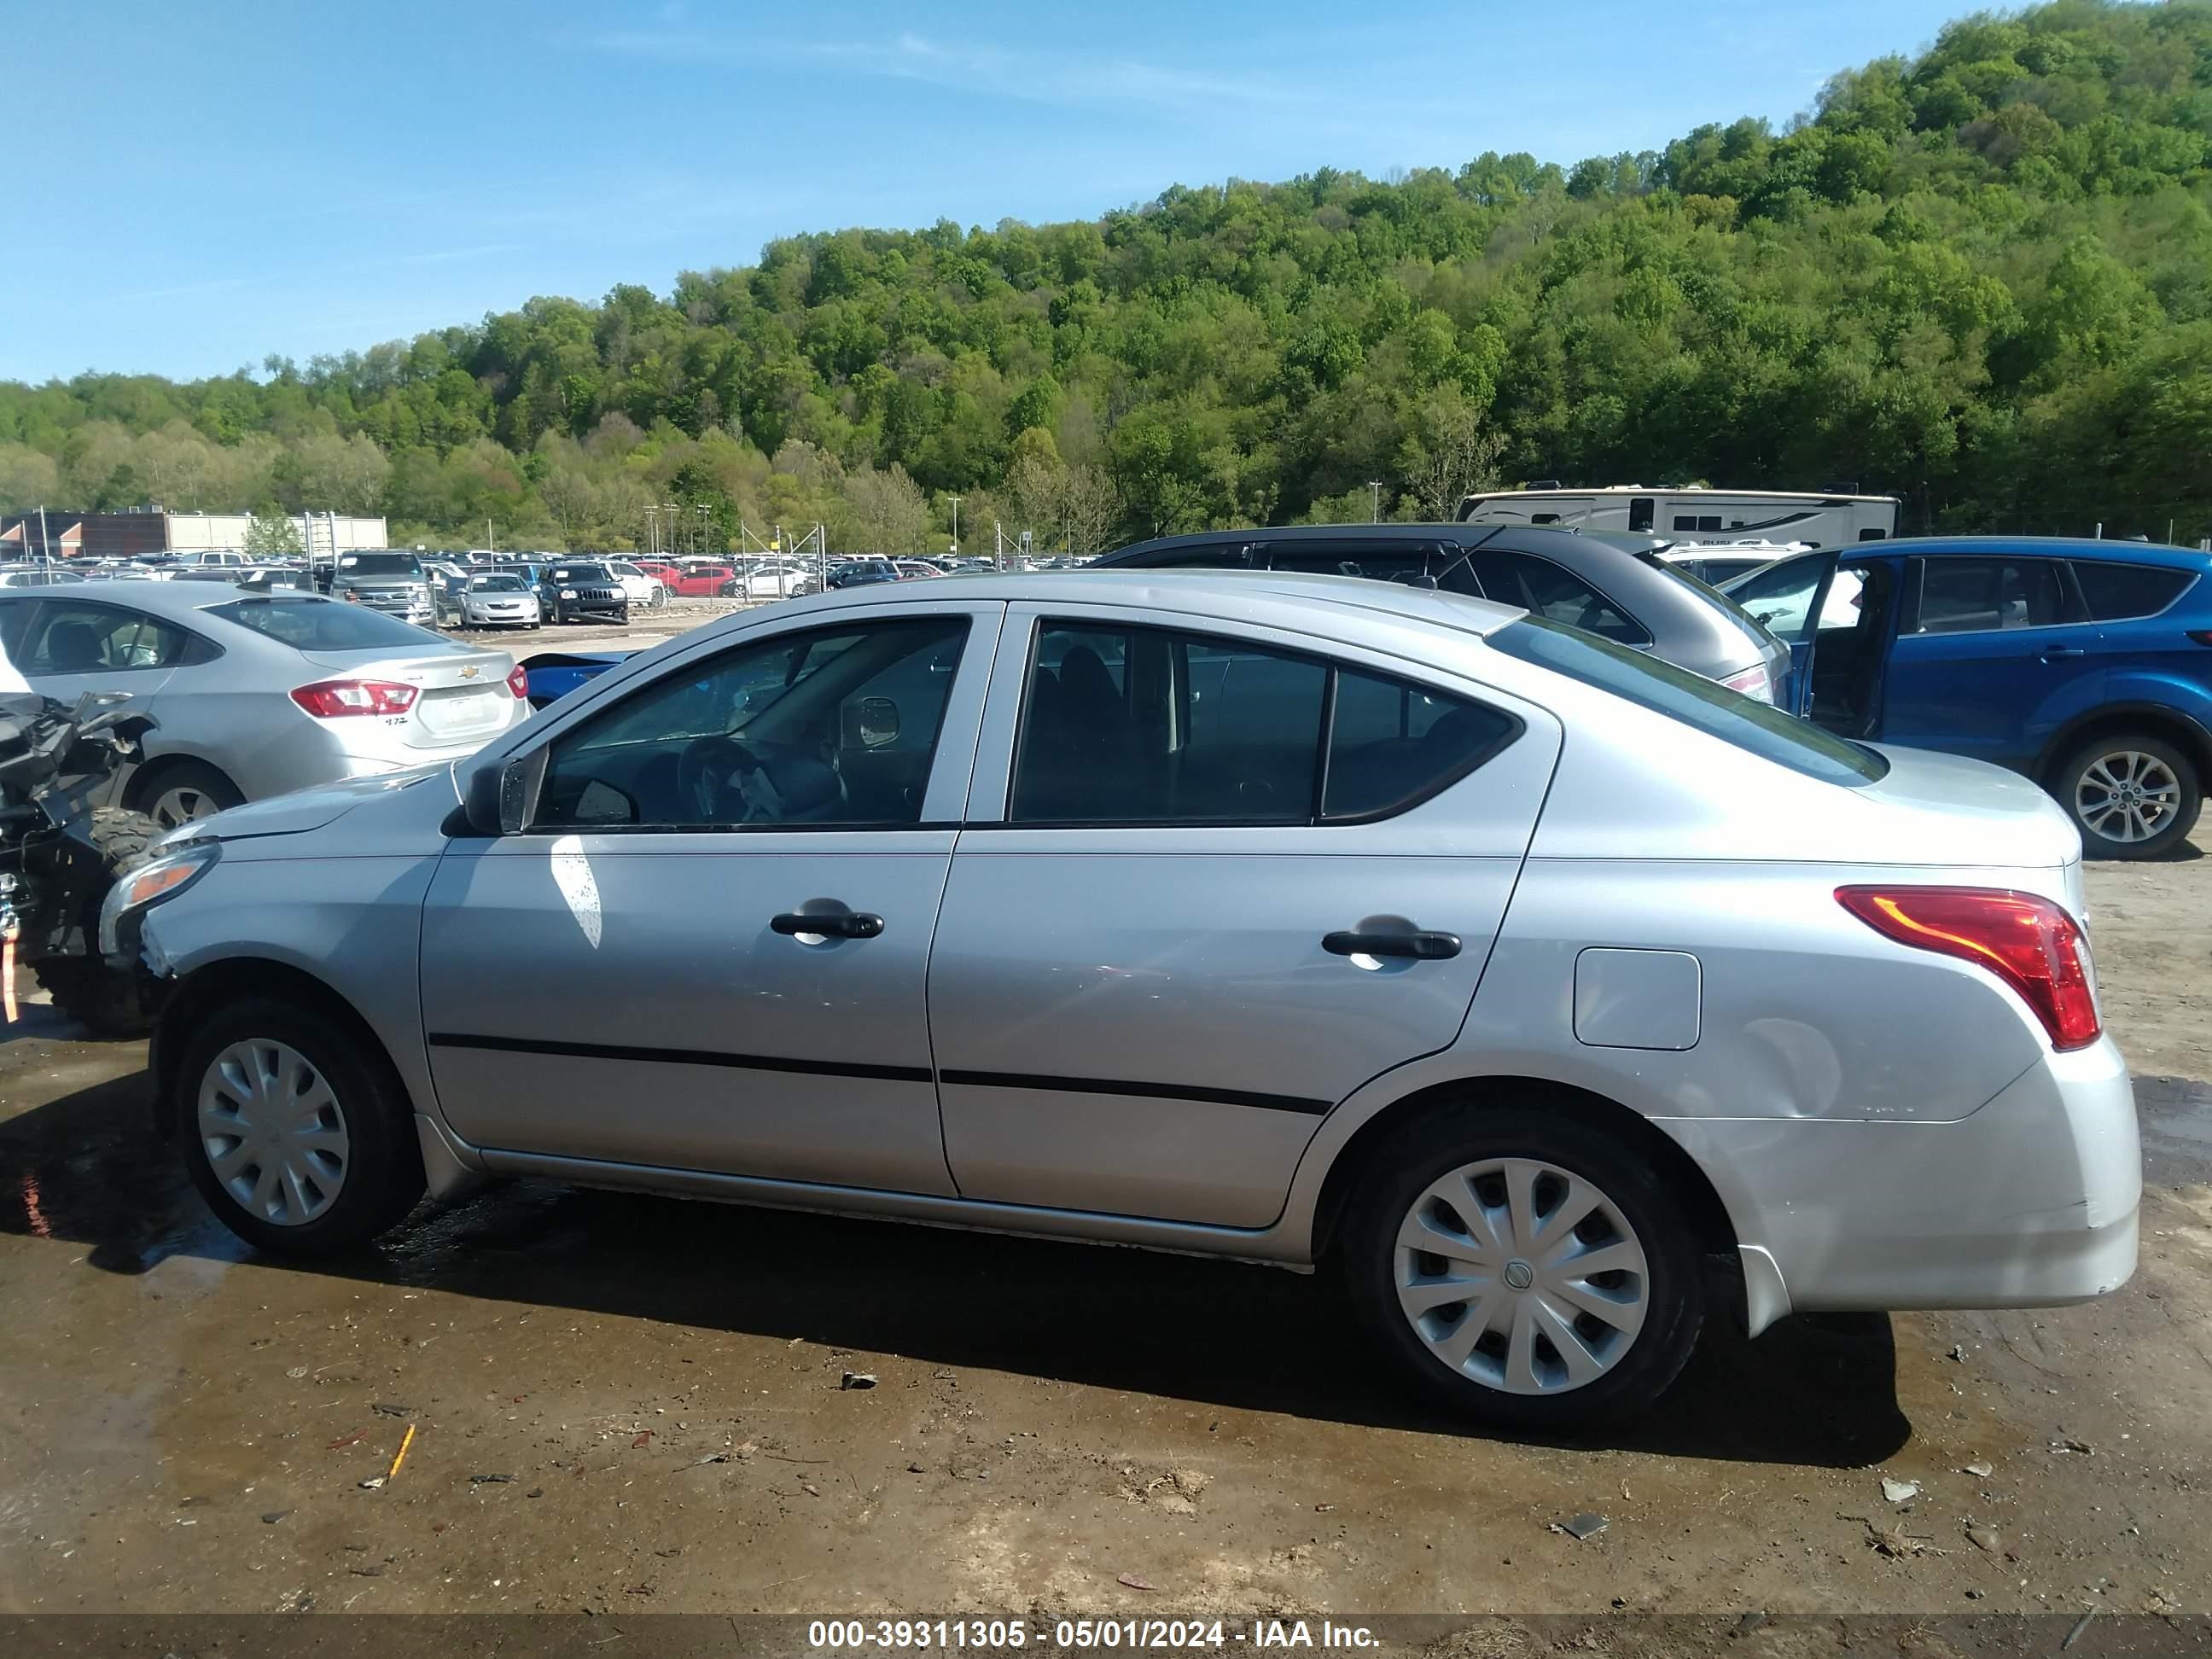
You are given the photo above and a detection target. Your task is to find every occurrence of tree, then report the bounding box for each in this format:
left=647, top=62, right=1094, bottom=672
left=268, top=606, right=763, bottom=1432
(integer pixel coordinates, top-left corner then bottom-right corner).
left=839, top=464, right=928, bottom=554
left=1400, top=393, right=1506, bottom=521
left=4, top=0, right=2212, bottom=545
left=244, top=509, right=303, bottom=555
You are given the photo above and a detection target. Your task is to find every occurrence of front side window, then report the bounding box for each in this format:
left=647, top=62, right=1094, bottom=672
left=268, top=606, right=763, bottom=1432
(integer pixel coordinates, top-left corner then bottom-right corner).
left=1628, top=497, right=1655, bottom=533
left=1915, top=557, right=2069, bottom=635
left=1010, top=621, right=1516, bottom=825
left=2070, top=560, right=2195, bottom=622
left=1465, top=549, right=1650, bottom=644
left=19, top=602, right=192, bottom=673
left=538, top=617, right=968, bottom=830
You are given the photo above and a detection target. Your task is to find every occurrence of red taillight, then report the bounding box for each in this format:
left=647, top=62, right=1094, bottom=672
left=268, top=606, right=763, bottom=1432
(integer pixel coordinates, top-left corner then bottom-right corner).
left=290, top=678, right=420, bottom=719
left=506, top=662, right=529, bottom=700
left=1719, top=662, right=1774, bottom=703
left=2187, top=630, right=2212, bottom=647
left=1836, top=886, right=2100, bottom=1051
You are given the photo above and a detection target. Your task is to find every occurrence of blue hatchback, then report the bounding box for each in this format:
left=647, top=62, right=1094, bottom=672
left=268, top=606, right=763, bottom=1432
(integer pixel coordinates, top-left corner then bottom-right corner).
left=1726, top=537, right=2212, bottom=858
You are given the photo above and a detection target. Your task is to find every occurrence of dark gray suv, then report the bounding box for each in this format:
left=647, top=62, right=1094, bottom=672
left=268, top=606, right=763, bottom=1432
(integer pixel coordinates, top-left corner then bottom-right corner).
left=1091, top=523, right=1788, bottom=701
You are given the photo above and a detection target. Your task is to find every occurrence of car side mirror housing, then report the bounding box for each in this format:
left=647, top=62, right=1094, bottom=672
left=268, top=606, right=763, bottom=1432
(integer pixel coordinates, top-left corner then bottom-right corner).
left=463, top=750, right=547, bottom=836
left=845, top=696, right=901, bottom=749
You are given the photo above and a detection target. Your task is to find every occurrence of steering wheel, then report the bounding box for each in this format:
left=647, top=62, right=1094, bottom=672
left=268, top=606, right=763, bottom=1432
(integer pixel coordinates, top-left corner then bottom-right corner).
left=676, top=735, right=761, bottom=823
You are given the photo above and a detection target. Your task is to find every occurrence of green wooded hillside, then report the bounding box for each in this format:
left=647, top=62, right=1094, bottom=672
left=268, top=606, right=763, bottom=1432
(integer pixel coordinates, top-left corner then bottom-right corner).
left=4, top=0, right=2209, bottom=552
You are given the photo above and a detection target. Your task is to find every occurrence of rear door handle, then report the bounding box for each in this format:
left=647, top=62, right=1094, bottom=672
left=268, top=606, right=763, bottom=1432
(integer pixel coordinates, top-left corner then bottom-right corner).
left=771, top=911, right=885, bottom=940
left=1323, top=928, right=1462, bottom=960
left=2040, top=647, right=2086, bottom=661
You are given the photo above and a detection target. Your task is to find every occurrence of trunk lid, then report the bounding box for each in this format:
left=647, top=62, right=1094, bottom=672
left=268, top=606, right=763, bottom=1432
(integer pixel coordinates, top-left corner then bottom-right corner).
left=298, top=645, right=518, bottom=749
left=1852, top=743, right=2082, bottom=905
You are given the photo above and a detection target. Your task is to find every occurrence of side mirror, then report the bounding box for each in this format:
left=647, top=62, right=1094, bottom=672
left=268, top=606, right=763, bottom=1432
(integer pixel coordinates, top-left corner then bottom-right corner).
left=846, top=696, right=901, bottom=749
left=463, top=750, right=546, bottom=836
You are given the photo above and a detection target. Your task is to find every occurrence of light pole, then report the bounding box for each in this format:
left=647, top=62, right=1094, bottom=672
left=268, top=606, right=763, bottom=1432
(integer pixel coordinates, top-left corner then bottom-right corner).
left=1368, top=480, right=1383, bottom=524
left=947, top=494, right=961, bottom=556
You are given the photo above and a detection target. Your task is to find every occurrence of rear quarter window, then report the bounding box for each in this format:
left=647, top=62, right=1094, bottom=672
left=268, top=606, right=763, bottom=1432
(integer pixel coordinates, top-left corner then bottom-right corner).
left=2070, top=561, right=2197, bottom=621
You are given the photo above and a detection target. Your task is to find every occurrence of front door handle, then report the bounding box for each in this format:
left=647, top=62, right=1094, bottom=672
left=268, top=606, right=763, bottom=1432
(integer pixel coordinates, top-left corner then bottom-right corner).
left=771, top=911, right=885, bottom=940
left=1323, top=928, right=1462, bottom=961
left=2040, top=647, right=2086, bottom=661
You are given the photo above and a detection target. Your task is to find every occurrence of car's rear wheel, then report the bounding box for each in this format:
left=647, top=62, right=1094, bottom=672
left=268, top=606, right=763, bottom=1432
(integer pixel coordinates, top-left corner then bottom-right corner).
left=132, top=760, right=244, bottom=831
left=2056, top=732, right=2202, bottom=859
left=176, top=998, right=425, bottom=1254
left=1340, top=1105, right=1703, bottom=1428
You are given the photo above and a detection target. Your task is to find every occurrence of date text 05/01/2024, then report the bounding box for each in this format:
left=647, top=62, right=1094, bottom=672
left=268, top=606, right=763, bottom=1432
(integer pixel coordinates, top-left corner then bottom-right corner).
left=806, top=1619, right=1382, bottom=1650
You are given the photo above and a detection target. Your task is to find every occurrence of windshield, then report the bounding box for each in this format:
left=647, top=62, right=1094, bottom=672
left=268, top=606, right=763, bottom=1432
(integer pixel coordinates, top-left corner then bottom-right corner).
left=550, top=564, right=609, bottom=580
left=336, top=553, right=422, bottom=577
left=1487, top=615, right=1886, bottom=786
left=209, top=597, right=438, bottom=650
left=470, top=574, right=527, bottom=591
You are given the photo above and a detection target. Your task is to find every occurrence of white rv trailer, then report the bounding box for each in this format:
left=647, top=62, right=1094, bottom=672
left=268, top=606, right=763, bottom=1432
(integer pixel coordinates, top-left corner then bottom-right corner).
left=1458, top=485, right=1901, bottom=546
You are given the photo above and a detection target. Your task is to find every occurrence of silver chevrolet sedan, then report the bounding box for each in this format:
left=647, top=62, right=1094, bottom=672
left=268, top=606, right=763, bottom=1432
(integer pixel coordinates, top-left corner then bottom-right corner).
left=114, top=573, right=2139, bottom=1426
left=0, top=580, right=529, bottom=827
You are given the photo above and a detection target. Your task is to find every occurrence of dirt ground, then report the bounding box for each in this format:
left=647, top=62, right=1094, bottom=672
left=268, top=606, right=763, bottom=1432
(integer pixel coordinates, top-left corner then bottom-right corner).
left=0, top=780, right=2206, bottom=1619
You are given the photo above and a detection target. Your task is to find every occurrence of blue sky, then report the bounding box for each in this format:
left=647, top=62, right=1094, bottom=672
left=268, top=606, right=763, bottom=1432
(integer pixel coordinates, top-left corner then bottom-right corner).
left=3, top=0, right=1978, bottom=384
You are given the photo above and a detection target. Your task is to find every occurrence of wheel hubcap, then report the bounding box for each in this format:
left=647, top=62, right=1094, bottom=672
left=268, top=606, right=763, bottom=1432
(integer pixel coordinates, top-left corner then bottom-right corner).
left=153, top=787, right=221, bottom=830
left=2075, top=751, right=2180, bottom=844
left=1394, top=1156, right=1650, bottom=1395
left=196, top=1040, right=350, bottom=1225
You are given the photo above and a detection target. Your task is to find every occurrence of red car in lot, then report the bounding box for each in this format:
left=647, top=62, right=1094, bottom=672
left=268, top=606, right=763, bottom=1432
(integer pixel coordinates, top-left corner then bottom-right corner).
left=634, top=560, right=684, bottom=590
left=662, top=562, right=737, bottom=597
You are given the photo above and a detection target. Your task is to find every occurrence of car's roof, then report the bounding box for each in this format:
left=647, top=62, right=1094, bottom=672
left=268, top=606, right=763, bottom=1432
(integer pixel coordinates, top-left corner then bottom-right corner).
left=1100, top=521, right=1673, bottom=562
left=1866, top=535, right=2211, bottom=570
left=789, top=567, right=1527, bottom=637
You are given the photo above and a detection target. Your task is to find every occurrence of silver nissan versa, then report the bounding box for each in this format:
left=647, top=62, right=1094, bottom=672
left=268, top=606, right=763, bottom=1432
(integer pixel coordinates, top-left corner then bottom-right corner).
left=118, top=572, right=2138, bottom=1426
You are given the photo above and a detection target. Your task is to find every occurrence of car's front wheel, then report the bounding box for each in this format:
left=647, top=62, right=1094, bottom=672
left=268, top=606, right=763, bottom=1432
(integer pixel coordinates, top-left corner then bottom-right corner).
left=175, top=998, right=425, bottom=1254
left=2055, top=732, right=2202, bottom=859
left=1340, top=1104, right=1703, bottom=1428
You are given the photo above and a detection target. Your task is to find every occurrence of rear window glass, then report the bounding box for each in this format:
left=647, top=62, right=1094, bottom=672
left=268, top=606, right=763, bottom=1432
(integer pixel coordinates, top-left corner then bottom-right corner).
left=1487, top=616, right=1887, bottom=786
left=1637, top=554, right=1783, bottom=654
left=209, top=597, right=436, bottom=650
left=2070, top=561, right=2196, bottom=622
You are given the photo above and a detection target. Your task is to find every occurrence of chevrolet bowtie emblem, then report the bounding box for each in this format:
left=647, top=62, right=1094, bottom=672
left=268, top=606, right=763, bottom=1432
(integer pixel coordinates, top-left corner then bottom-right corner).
left=459, top=665, right=480, bottom=678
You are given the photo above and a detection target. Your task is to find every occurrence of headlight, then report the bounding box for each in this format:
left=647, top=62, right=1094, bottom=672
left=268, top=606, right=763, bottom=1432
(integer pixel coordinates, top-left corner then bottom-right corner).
left=99, top=841, right=220, bottom=956
left=561, top=588, right=577, bottom=598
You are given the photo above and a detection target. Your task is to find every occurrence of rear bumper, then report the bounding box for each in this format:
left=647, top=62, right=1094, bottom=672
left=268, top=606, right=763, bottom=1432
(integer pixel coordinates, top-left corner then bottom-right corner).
left=1659, top=1037, right=2140, bottom=1332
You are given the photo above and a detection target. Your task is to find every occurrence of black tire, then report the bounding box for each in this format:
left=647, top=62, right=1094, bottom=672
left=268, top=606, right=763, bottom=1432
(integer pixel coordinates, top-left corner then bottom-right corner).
left=2053, top=732, right=2202, bottom=860
left=130, top=758, right=244, bottom=832
left=1339, top=1103, right=1704, bottom=1429
left=173, top=997, right=426, bottom=1254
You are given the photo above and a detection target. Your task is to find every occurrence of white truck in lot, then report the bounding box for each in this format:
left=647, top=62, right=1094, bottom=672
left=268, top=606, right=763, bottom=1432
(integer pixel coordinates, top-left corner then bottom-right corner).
left=1460, top=485, right=1901, bottom=548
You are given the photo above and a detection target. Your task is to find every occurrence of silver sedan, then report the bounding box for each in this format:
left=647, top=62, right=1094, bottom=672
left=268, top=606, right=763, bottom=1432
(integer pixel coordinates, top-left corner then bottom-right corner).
left=115, top=572, right=2138, bottom=1425
left=0, top=579, right=529, bottom=829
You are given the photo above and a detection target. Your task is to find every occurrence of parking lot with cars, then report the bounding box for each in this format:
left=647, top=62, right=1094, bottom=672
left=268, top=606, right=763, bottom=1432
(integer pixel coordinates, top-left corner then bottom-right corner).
left=1, top=562, right=2209, bottom=1619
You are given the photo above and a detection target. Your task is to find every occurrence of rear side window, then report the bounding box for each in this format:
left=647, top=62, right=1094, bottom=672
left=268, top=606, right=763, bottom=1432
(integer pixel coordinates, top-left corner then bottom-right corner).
left=210, top=597, right=436, bottom=649
left=1487, top=616, right=1887, bottom=786
left=1324, top=669, right=1516, bottom=819
left=2070, top=561, right=2196, bottom=622
left=1916, top=557, right=2069, bottom=634
left=1010, top=621, right=1517, bottom=825
left=1464, top=549, right=1651, bottom=645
